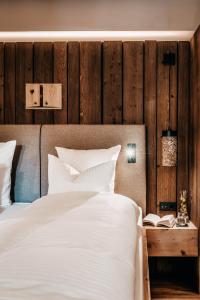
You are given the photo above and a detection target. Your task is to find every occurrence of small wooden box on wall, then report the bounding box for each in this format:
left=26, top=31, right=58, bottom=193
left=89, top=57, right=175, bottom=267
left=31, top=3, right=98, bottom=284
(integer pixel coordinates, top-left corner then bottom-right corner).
left=26, top=84, right=62, bottom=109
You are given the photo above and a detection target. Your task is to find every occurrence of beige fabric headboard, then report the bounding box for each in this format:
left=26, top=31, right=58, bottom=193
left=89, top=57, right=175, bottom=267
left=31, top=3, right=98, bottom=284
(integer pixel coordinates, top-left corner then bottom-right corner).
left=0, top=125, right=41, bottom=203
left=41, top=125, right=146, bottom=213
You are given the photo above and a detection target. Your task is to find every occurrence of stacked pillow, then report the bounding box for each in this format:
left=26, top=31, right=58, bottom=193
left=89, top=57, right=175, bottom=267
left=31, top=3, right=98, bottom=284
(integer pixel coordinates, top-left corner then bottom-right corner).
left=48, top=145, right=121, bottom=194
left=0, top=141, right=16, bottom=206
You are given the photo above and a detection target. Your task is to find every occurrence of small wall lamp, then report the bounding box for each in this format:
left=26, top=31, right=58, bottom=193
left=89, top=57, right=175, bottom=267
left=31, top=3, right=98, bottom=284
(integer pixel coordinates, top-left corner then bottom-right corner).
left=161, top=52, right=177, bottom=167
left=161, top=129, right=177, bottom=167
left=126, top=144, right=136, bottom=163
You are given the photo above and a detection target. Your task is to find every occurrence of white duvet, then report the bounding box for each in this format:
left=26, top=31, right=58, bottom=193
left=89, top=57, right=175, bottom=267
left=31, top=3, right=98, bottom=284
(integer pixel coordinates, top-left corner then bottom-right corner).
left=0, top=192, right=143, bottom=300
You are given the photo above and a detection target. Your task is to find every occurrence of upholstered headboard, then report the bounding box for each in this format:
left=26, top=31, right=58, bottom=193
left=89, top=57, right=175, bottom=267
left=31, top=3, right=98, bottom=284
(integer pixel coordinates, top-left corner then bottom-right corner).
left=41, top=125, right=146, bottom=212
left=0, top=125, right=41, bottom=203
left=0, top=125, right=146, bottom=212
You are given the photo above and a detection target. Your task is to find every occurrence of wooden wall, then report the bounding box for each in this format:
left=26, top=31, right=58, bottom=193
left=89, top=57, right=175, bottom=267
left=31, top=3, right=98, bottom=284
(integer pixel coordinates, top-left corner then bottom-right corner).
left=0, top=41, right=190, bottom=214
left=190, top=26, right=200, bottom=227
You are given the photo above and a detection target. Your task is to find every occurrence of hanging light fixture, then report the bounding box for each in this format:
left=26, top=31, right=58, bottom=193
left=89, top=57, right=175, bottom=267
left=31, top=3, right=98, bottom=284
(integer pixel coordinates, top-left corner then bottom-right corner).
left=161, top=52, right=177, bottom=167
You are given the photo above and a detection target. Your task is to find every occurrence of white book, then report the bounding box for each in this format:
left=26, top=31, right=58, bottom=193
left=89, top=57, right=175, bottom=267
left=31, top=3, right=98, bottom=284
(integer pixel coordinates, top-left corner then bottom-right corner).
left=143, top=213, right=175, bottom=228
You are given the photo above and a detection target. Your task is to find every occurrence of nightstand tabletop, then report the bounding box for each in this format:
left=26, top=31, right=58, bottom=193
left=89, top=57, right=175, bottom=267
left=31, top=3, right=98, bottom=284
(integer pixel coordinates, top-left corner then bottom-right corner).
left=144, top=221, right=197, bottom=230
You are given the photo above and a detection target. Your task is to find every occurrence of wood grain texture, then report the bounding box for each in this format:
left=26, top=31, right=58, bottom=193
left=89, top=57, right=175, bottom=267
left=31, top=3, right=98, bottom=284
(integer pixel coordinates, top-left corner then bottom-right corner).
left=143, top=229, right=151, bottom=300
left=189, top=26, right=200, bottom=295
left=34, top=42, right=53, bottom=124
left=146, top=223, right=198, bottom=257
left=194, top=27, right=200, bottom=231
left=157, top=42, right=177, bottom=213
left=53, top=42, right=67, bottom=124
left=16, top=43, right=33, bottom=124
left=80, top=42, right=101, bottom=124
left=0, top=41, right=192, bottom=229
left=0, top=43, right=4, bottom=124
left=103, top=41, right=122, bottom=124
left=68, top=42, right=80, bottom=124
left=177, top=42, right=190, bottom=200
left=4, top=43, right=16, bottom=124
left=123, top=41, right=144, bottom=124
left=144, top=41, right=157, bottom=214
left=151, top=280, right=200, bottom=299
left=190, top=35, right=198, bottom=225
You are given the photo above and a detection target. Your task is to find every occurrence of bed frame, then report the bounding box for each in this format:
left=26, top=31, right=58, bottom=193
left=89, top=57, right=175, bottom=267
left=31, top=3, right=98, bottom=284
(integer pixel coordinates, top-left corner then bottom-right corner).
left=0, top=124, right=150, bottom=300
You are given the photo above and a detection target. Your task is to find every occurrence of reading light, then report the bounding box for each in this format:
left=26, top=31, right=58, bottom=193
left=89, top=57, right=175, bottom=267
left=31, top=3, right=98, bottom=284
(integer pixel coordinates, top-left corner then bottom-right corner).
left=126, top=144, right=136, bottom=163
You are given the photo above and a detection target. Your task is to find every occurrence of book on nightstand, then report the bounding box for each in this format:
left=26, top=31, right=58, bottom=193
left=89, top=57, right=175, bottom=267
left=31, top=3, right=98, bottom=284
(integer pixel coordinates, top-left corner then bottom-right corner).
left=143, top=213, right=176, bottom=228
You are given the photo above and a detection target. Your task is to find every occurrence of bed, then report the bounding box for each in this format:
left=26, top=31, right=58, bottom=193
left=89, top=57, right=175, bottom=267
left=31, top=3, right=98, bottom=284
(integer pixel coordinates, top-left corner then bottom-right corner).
left=0, top=125, right=149, bottom=300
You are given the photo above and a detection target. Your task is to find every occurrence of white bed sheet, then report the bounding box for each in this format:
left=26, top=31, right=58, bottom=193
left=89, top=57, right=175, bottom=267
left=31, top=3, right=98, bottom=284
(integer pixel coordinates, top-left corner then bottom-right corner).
left=0, top=192, right=143, bottom=300
left=0, top=203, right=30, bottom=219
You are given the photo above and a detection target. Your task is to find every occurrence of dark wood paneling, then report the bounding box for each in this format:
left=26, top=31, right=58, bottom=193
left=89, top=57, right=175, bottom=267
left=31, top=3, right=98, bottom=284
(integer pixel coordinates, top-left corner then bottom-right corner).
left=190, top=35, right=198, bottom=225
left=4, top=43, right=16, bottom=124
left=123, top=42, right=144, bottom=124
left=190, top=26, right=200, bottom=227
left=0, top=43, right=4, bottom=124
left=68, top=42, right=80, bottom=124
left=157, top=42, right=177, bottom=213
left=53, top=42, right=67, bottom=124
left=80, top=42, right=101, bottom=124
left=144, top=41, right=157, bottom=214
left=34, top=42, right=53, bottom=124
left=190, top=26, right=200, bottom=294
left=0, top=40, right=191, bottom=221
left=16, top=43, right=33, bottom=124
left=177, top=42, right=190, bottom=200
left=103, top=41, right=122, bottom=124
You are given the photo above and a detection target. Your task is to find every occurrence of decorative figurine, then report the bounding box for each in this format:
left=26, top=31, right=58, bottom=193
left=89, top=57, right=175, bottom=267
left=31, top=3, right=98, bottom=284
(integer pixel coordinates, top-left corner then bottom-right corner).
left=176, top=190, right=189, bottom=227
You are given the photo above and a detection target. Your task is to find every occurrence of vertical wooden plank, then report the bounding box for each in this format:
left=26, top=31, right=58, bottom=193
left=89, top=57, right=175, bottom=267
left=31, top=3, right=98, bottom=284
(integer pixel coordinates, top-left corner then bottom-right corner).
left=68, top=42, right=80, bottom=124
left=53, top=42, right=67, bottom=124
left=195, top=27, right=200, bottom=228
left=144, top=41, right=157, bottom=214
left=189, top=36, right=197, bottom=225
left=190, top=26, right=200, bottom=229
left=0, top=43, right=4, bottom=124
left=4, top=43, right=16, bottom=124
left=80, top=42, right=101, bottom=124
left=157, top=42, right=178, bottom=214
left=123, top=41, right=144, bottom=124
left=16, top=43, right=33, bottom=124
left=190, top=28, right=200, bottom=227
left=177, top=42, right=190, bottom=199
left=190, top=27, right=200, bottom=294
left=34, top=42, right=53, bottom=124
left=195, top=28, right=200, bottom=294
left=103, top=41, right=122, bottom=124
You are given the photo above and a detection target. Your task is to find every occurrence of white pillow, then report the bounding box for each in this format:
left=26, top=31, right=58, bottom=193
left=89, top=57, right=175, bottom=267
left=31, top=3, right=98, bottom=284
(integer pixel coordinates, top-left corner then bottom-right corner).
left=56, top=145, right=121, bottom=191
left=48, top=154, right=116, bottom=195
left=0, top=140, right=16, bottom=206
left=55, top=145, right=121, bottom=172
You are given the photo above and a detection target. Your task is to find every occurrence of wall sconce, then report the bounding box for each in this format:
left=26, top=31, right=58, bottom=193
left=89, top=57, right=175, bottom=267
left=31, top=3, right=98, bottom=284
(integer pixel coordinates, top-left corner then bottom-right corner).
left=161, top=52, right=177, bottom=167
left=161, top=129, right=177, bottom=167
left=126, top=143, right=136, bottom=163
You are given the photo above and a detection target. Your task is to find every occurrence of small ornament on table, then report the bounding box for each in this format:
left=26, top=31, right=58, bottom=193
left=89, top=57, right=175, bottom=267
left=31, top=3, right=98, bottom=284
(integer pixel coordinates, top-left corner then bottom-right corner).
left=176, top=190, right=189, bottom=227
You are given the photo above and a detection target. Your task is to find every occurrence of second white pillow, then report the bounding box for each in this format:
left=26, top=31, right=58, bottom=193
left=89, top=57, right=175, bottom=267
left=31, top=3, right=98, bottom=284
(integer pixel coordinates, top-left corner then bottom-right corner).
left=48, top=155, right=116, bottom=195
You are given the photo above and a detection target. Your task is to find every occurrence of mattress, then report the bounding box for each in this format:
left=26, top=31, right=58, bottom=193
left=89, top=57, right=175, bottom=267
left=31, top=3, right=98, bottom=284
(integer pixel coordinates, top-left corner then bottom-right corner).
left=0, top=192, right=143, bottom=300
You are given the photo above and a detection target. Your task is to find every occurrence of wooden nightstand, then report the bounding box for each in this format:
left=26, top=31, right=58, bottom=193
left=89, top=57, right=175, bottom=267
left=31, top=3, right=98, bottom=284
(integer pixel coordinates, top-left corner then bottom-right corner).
left=145, top=222, right=199, bottom=299
left=146, top=222, right=198, bottom=257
